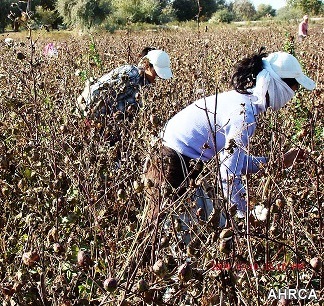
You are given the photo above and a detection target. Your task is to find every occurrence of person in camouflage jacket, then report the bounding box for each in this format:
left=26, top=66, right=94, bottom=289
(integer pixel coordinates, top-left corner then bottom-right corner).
left=77, top=48, right=172, bottom=118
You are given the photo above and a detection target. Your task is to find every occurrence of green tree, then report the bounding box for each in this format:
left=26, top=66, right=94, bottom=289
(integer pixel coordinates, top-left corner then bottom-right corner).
left=209, top=8, right=235, bottom=23
left=35, top=5, right=60, bottom=27
left=172, top=0, right=197, bottom=21
left=287, top=0, right=323, bottom=15
left=275, top=5, right=302, bottom=21
left=56, top=0, right=76, bottom=27
left=32, top=0, right=62, bottom=29
left=0, top=0, right=12, bottom=32
left=4, top=0, right=33, bottom=32
left=255, top=4, right=275, bottom=19
left=172, top=0, right=225, bottom=21
left=159, top=4, right=177, bottom=23
left=33, top=0, right=57, bottom=10
left=232, top=0, right=256, bottom=21
left=56, top=0, right=111, bottom=29
left=0, top=0, right=59, bottom=32
left=111, top=0, right=159, bottom=23
left=109, top=0, right=174, bottom=24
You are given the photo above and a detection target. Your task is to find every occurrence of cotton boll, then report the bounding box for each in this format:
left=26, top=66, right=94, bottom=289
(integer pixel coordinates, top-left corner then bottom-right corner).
left=252, top=205, right=268, bottom=221
left=4, top=38, right=14, bottom=47
left=310, top=257, right=322, bottom=271
left=195, top=88, right=204, bottom=95
left=103, top=277, right=118, bottom=292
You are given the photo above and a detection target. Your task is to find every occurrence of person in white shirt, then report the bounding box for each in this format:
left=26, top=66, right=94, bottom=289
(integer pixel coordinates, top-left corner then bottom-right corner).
left=145, top=50, right=316, bottom=222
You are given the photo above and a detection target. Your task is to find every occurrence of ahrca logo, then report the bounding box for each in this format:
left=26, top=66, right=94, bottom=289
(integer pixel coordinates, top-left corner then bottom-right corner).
left=267, top=288, right=318, bottom=300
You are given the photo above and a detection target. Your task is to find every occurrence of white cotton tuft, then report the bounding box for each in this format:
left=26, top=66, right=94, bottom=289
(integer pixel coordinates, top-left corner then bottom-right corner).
left=4, top=37, right=14, bottom=46
left=252, top=204, right=268, bottom=221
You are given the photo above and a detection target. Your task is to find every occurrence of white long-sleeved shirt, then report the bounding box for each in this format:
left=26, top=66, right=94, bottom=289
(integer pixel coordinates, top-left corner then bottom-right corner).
left=162, top=90, right=267, bottom=213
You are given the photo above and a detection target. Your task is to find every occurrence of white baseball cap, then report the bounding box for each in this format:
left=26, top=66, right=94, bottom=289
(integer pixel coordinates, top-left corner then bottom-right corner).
left=265, top=52, right=316, bottom=90
left=145, top=50, right=172, bottom=79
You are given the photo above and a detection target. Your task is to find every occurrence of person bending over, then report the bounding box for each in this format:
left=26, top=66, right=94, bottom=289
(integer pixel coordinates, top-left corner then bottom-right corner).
left=145, top=50, right=315, bottom=221
left=77, top=47, right=172, bottom=118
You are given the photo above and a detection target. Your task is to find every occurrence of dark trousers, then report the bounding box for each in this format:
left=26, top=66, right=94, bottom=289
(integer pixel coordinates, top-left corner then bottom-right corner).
left=144, top=146, right=203, bottom=222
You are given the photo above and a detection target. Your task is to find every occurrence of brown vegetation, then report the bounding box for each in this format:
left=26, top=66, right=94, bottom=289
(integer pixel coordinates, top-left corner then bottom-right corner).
left=0, top=23, right=323, bottom=305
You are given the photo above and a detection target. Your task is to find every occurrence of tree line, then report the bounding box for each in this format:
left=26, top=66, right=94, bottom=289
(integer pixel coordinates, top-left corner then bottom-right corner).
left=0, top=0, right=323, bottom=33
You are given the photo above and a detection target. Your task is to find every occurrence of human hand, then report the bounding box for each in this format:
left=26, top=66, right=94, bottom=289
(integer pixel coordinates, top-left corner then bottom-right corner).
left=283, top=148, right=306, bottom=168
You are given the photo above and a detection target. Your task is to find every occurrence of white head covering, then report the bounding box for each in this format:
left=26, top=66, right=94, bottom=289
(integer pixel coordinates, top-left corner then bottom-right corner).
left=252, top=52, right=316, bottom=112
left=252, top=60, right=295, bottom=111
left=145, top=50, right=173, bottom=79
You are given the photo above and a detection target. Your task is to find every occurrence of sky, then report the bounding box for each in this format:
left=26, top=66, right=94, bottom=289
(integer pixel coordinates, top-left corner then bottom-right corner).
left=250, top=0, right=287, bottom=10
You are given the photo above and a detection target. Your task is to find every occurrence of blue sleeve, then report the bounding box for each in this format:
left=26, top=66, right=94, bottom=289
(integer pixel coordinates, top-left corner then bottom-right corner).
left=241, top=156, right=267, bottom=173
left=220, top=147, right=248, bottom=213
left=219, top=107, right=258, bottom=214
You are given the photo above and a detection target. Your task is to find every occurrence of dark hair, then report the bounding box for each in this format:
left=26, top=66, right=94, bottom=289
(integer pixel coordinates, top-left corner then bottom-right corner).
left=140, top=46, right=156, bottom=58
left=231, top=47, right=268, bottom=94
left=282, top=78, right=299, bottom=88
left=140, top=47, right=156, bottom=68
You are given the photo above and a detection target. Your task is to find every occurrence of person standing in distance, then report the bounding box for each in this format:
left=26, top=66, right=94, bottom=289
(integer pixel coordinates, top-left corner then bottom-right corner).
left=298, top=15, right=309, bottom=41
